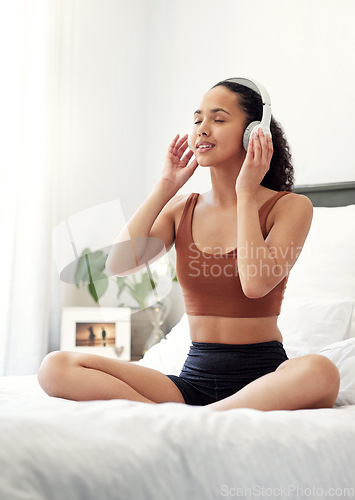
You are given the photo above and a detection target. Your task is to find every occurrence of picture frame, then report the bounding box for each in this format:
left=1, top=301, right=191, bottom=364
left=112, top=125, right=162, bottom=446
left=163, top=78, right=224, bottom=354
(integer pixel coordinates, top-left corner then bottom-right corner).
left=60, top=307, right=131, bottom=360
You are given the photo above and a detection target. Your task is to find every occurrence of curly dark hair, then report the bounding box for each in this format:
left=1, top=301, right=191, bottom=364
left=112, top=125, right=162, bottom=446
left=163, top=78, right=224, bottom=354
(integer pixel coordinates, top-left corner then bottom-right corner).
left=212, top=80, right=294, bottom=192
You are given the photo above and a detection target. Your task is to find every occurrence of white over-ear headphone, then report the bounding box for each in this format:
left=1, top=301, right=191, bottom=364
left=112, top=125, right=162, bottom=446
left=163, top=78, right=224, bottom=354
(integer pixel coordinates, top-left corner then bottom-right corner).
left=188, top=77, right=272, bottom=152
left=225, top=77, right=272, bottom=151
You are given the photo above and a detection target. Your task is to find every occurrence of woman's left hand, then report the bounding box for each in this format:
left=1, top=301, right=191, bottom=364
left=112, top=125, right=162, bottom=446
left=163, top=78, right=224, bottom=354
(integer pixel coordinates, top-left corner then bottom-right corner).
left=236, top=128, right=273, bottom=195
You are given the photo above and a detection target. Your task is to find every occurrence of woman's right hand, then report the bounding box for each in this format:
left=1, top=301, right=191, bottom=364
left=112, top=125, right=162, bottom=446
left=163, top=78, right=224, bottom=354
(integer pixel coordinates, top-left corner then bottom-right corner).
left=160, top=134, right=198, bottom=191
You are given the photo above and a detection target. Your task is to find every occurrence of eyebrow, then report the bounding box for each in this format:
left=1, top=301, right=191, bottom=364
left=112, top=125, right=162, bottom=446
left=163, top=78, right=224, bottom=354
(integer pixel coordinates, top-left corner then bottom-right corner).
left=193, top=107, right=231, bottom=116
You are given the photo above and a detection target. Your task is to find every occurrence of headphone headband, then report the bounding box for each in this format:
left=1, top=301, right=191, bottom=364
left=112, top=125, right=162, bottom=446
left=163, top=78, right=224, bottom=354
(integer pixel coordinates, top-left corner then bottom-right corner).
left=224, top=77, right=271, bottom=106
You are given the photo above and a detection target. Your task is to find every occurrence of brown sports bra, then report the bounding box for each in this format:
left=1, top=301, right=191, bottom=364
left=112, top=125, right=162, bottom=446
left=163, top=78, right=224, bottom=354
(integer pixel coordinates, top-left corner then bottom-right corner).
left=175, top=191, right=291, bottom=318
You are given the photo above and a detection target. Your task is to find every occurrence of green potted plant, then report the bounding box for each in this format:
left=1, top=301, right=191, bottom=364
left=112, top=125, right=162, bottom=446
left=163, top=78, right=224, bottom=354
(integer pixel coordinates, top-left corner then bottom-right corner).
left=74, top=247, right=177, bottom=358
left=74, top=247, right=176, bottom=309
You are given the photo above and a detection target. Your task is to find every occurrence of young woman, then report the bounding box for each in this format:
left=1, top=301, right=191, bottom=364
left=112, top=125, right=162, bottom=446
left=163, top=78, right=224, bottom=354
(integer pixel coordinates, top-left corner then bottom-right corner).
left=38, top=78, right=340, bottom=411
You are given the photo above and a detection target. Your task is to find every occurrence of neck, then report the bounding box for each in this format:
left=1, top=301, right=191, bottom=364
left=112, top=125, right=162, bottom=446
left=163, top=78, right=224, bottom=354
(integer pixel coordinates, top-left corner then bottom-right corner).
left=208, top=161, right=242, bottom=206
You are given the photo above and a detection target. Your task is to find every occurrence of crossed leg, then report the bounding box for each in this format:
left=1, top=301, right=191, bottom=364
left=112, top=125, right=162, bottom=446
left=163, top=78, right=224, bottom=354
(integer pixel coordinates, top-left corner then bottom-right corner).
left=37, top=351, right=185, bottom=404
left=207, top=354, right=340, bottom=411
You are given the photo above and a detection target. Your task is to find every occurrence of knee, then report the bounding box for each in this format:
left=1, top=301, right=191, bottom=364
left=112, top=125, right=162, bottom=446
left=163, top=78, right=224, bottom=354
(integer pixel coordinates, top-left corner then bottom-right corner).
left=37, top=351, right=74, bottom=397
left=304, top=354, right=340, bottom=406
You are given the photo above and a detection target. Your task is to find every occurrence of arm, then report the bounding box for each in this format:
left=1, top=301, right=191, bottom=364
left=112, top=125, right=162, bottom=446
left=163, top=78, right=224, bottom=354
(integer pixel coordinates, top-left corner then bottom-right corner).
left=106, top=134, right=198, bottom=276
left=236, top=129, right=313, bottom=298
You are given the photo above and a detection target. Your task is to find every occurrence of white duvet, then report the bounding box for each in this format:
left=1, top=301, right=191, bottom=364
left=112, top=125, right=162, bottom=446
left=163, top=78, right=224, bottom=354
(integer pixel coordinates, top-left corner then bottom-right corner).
left=1, top=376, right=355, bottom=500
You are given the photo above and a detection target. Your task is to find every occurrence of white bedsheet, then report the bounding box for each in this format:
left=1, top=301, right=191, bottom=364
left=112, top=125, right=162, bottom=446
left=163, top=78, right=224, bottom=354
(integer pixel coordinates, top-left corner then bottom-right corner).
left=1, top=376, right=355, bottom=500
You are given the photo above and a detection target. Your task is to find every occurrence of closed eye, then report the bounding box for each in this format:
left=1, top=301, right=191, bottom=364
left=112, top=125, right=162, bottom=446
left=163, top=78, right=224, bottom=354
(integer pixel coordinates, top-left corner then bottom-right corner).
left=194, top=119, right=224, bottom=125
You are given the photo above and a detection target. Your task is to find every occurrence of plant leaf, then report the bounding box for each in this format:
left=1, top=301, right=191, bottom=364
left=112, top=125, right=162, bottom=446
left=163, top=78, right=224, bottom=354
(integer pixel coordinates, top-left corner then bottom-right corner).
left=74, top=247, right=92, bottom=285
left=74, top=248, right=108, bottom=285
left=88, top=273, right=109, bottom=302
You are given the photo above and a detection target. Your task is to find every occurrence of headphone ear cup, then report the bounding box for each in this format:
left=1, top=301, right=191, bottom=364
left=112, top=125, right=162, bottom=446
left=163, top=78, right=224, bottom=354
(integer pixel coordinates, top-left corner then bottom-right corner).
left=242, top=121, right=260, bottom=151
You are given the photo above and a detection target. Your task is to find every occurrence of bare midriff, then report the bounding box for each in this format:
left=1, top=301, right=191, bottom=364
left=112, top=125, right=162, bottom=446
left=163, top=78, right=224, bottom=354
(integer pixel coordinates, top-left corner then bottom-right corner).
left=188, top=315, right=283, bottom=344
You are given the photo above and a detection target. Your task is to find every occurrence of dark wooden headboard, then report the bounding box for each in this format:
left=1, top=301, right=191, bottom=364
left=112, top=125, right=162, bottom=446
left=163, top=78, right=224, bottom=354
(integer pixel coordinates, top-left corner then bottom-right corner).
left=293, top=181, right=355, bottom=207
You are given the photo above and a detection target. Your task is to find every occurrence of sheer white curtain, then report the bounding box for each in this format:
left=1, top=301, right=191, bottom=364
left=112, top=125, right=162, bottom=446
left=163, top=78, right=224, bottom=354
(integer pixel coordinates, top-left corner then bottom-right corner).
left=0, top=0, right=72, bottom=375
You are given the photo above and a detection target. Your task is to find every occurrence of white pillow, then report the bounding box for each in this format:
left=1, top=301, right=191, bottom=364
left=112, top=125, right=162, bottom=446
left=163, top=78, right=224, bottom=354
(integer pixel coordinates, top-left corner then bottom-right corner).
left=137, top=314, right=190, bottom=374
left=284, top=205, right=355, bottom=302
left=318, top=337, right=355, bottom=406
left=278, top=298, right=355, bottom=358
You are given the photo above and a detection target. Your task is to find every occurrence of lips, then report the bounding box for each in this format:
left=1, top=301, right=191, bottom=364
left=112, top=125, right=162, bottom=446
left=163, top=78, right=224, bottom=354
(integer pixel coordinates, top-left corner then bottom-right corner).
left=196, top=141, right=215, bottom=151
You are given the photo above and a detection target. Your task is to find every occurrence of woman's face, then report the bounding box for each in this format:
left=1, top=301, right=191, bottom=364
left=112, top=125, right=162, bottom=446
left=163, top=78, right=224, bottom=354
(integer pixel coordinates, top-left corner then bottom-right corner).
left=190, top=85, right=247, bottom=168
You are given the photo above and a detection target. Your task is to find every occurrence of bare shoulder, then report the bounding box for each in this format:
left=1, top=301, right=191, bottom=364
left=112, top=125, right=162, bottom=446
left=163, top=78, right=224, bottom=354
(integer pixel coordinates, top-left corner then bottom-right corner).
left=150, top=193, right=192, bottom=250
left=279, top=192, right=313, bottom=215
left=264, top=191, right=314, bottom=252
left=166, top=193, right=191, bottom=209
left=273, top=192, right=313, bottom=231
left=162, top=193, right=191, bottom=218
left=163, top=193, right=196, bottom=234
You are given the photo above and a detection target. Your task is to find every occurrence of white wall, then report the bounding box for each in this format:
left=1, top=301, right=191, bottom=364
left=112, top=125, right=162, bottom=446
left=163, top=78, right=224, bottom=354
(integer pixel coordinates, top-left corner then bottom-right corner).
left=60, top=0, right=355, bottom=307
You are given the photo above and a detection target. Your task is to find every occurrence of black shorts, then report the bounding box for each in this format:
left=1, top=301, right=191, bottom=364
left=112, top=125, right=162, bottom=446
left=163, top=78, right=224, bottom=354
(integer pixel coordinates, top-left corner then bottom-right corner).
left=167, top=340, right=288, bottom=406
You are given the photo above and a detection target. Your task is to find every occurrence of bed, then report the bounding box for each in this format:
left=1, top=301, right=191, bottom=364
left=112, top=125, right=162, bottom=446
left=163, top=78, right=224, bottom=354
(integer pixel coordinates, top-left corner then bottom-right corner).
left=1, top=182, right=355, bottom=500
